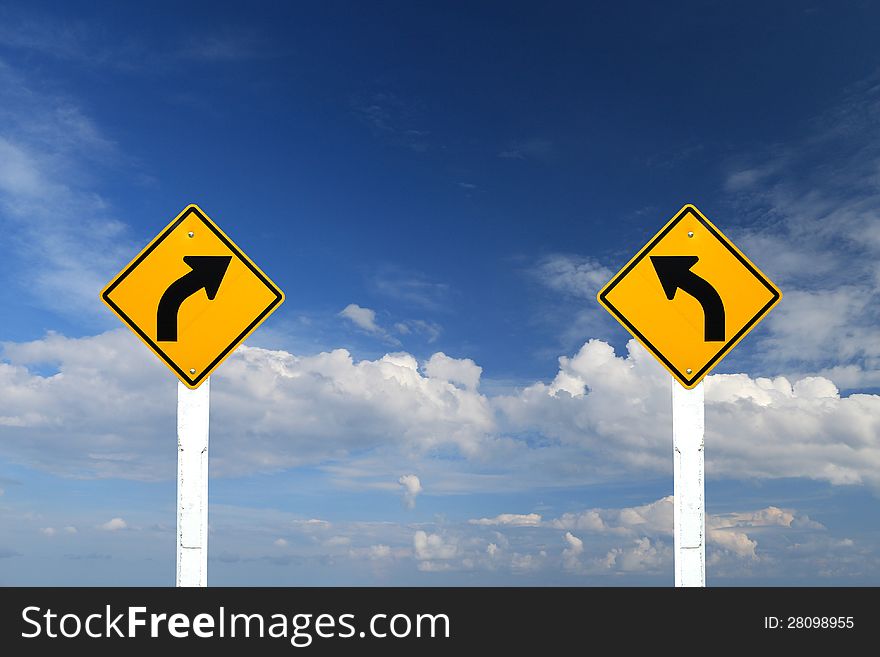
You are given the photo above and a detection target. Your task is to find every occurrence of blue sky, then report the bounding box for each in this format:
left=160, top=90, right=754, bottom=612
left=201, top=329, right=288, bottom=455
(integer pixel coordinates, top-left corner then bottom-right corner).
left=2, top=1, right=880, bottom=585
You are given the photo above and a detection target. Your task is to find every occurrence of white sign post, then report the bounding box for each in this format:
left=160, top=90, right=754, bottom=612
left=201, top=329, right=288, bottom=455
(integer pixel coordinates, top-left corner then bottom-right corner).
left=100, top=206, right=285, bottom=587
left=596, top=205, right=782, bottom=587
left=672, top=380, right=705, bottom=587
left=176, top=378, right=210, bottom=587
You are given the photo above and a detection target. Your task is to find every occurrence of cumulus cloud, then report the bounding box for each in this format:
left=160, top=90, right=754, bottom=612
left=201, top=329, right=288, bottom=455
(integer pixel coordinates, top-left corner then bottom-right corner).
left=339, top=304, right=382, bottom=334
left=711, top=506, right=824, bottom=530
left=707, top=529, right=757, bottom=559
left=2, top=331, right=879, bottom=492
left=424, top=353, right=482, bottom=390
left=496, top=339, right=880, bottom=488
left=706, top=505, right=825, bottom=559
left=562, top=532, right=584, bottom=571
left=0, top=330, right=175, bottom=479
left=0, top=330, right=496, bottom=479
left=551, top=496, right=670, bottom=535
left=398, top=474, right=422, bottom=509
left=273, top=538, right=288, bottom=547
left=99, top=517, right=127, bottom=531
left=413, top=531, right=457, bottom=561
left=601, top=538, right=669, bottom=573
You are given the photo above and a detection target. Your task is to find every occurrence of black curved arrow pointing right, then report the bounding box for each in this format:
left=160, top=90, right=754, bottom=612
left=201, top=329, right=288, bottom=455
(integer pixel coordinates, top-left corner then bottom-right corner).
left=157, top=255, right=232, bottom=342
left=649, top=255, right=725, bottom=342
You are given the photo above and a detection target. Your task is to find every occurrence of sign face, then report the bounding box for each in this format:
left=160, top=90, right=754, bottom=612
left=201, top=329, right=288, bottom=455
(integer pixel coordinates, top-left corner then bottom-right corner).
left=101, top=204, right=285, bottom=389
left=597, top=204, right=781, bottom=389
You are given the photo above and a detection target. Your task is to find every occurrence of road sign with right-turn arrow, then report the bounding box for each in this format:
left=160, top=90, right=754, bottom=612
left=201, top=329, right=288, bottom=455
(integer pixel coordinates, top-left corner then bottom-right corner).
left=597, top=204, right=781, bottom=389
left=101, top=204, right=284, bottom=388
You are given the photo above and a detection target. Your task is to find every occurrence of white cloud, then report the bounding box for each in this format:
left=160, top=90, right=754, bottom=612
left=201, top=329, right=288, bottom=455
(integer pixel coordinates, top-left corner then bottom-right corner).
left=99, top=517, right=127, bottom=531
left=339, top=304, right=382, bottom=334
left=497, top=339, right=880, bottom=488
left=0, top=330, right=497, bottom=479
left=469, top=513, right=542, bottom=527
left=398, top=474, right=422, bottom=509
left=369, top=544, right=392, bottom=559
left=705, top=505, right=825, bottom=559
left=562, top=532, right=584, bottom=571
left=413, top=530, right=457, bottom=561
left=711, top=506, right=822, bottom=529
left=601, top=538, right=669, bottom=573
left=0, top=330, right=174, bottom=479
left=2, top=331, right=879, bottom=492
left=424, top=353, right=482, bottom=390
left=340, top=304, right=440, bottom=346
left=707, top=530, right=757, bottom=559
left=509, top=552, right=544, bottom=573
left=273, top=538, right=288, bottom=547
left=547, top=495, right=826, bottom=567
left=551, top=496, right=672, bottom=536
left=39, top=525, right=77, bottom=538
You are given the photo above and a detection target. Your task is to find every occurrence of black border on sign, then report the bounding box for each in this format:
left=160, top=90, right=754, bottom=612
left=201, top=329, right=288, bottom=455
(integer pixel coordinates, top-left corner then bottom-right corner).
left=597, top=205, right=781, bottom=388
left=101, top=206, right=284, bottom=388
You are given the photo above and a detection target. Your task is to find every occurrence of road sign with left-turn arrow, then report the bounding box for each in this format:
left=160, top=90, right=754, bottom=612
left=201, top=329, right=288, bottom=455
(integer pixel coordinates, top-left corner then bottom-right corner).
left=597, top=204, right=781, bottom=389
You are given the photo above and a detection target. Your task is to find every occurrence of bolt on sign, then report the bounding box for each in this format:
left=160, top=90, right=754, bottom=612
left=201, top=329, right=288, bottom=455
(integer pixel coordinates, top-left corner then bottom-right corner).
left=101, top=204, right=285, bottom=388
left=597, top=204, right=781, bottom=389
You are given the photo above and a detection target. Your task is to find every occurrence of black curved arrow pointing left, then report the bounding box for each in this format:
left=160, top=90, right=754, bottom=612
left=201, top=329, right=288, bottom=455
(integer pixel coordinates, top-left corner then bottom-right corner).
left=650, top=255, right=725, bottom=342
left=157, top=255, right=232, bottom=342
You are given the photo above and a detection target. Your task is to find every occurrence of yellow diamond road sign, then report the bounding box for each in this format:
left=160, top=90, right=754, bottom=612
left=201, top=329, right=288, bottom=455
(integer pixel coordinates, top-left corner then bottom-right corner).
left=597, top=204, right=781, bottom=389
left=101, top=204, right=285, bottom=389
